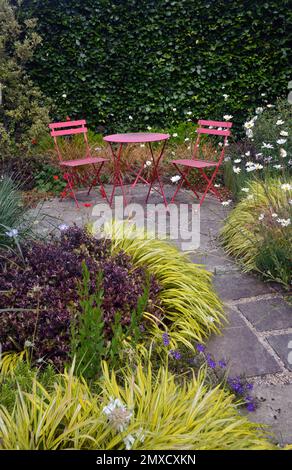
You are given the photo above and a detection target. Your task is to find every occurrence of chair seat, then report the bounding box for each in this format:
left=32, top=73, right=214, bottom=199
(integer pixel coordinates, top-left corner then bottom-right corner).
left=60, top=157, right=107, bottom=167
left=172, top=159, right=217, bottom=168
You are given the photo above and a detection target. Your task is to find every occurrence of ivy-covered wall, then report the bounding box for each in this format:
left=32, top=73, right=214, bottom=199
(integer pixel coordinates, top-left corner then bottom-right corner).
left=22, top=0, right=292, bottom=133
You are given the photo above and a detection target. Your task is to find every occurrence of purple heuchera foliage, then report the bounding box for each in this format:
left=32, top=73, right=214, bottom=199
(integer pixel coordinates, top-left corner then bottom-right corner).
left=0, top=226, right=161, bottom=369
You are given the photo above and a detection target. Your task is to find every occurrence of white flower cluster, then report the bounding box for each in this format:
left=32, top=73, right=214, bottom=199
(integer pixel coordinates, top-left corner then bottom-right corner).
left=102, top=397, right=145, bottom=450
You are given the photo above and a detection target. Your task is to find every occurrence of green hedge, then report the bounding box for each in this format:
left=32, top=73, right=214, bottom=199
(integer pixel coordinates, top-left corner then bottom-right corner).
left=22, top=0, right=292, bottom=133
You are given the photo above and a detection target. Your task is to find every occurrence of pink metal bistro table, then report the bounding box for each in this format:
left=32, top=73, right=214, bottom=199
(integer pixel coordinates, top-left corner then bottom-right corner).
left=103, top=132, right=170, bottom=206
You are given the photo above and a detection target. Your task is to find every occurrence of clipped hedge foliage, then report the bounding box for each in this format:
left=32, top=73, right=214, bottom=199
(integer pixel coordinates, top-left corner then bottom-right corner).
left=21, top=0, right=291, bottom=132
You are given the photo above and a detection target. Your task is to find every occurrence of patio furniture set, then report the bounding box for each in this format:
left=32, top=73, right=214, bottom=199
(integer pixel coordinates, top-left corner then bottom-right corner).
left=49, top=119, right=232, bottom=208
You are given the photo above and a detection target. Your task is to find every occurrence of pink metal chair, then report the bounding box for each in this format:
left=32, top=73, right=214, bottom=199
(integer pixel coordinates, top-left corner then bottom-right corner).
left=49, top=120, right=108, bottom=207
left=171, top=119, right=232, bottom=206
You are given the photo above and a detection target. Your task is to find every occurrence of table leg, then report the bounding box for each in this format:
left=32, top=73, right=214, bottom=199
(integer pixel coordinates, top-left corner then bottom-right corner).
left=145, top=141, right=168, bottom=207
left=109, top=143, right=128, bottom=207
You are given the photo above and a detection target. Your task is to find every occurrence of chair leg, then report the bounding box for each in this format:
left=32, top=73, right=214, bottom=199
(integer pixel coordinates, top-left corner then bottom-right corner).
left=61, top=172, right=80, bottom=208
left=170, top=164, right=200, bottom=203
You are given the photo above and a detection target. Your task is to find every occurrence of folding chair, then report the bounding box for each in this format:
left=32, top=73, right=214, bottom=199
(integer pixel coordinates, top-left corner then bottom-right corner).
left=49, top=120, right=109, bottom=208
left=171, top=119, right=232, bottom=206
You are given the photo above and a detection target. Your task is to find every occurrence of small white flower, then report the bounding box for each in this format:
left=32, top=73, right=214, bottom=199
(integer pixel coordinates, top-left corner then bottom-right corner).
left=279, top=148, right=287, bottom=158
left=244, top=120, right=254, bottom=130
left=241, top=187, right=249, bottom=193
left=124, top=434, right=135, bottom=450
left=276, top=119, right=285, bottom=125
left=147, top=125, right=152, bottom=130
left=144, top=160, right=152, bottom=168
left=207, top=316, right=215, bottom=323
left=102, top=397, right=132, bottom=433
left=258, top=213, right=265, bottom=221
left=186, top=111, right=192, bottom=115
left=245, top=161, right=254, bottom=166
left=266, top=104, right=274, bottom=108
left=223, top=94, right=229, bottom=100
left=247, top=194, right=254, bottom=200
left=245, top=151, right=251, bottom=157
left=262, top=142, right=274, bottom=149
left=224, top=156, right=231, bottom=162
left=187, top=145, right=191, bottom=150
left=24, top=340, right=34, bottom=348
left=58, top=224, right=69, bottom=231
left=171, top=175, right=181, bottom=183
left=5, top=228, right=18, bottom=238
left=234, top=158, right=242, bottom=163
left=281, top=183, right=292, bottom=191
left=62, top=93, right=67, bottom=98
left=246, top=129, right=253, bottom=138
left=128, top=115, right=133, bottom=120
left=233, top=166, right=241, bottom=174
left=254, top=163, right=263, bottom=170
left=273, top=164, right=282, bottom=169
left=94, top=146, right=102, bottom=151
left=214, top=183, right=221, bottom=188
left=172, top=133, right=178, bottom=137
left=261, top=93, right=266, bottom=97
left=221, top=200, right=232, bottom=206
left=272, top=213, right=278, bottom=218
left=277, top=139, right=287, bottom=145
left=223, top=114, right=233, bottom=120
left=140, top=144, right=145, bottom=148
left=256, top=107, right=264, bottom=114
left=218, top=142, right=223, bottom=147
left=277, top=218, right=291, bottom=227
left=184, top=137, right=190, bottom=142
left=280, top=130, right=288, bottom=137
left=172, top=107, right=177, bottom=112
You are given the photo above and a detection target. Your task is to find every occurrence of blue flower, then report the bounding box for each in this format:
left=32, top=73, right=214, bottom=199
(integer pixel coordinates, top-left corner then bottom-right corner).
left=162, top=332, right=170, bottom=347
left=206, top=354, right=216, bottom=369
left=196, top=344, right=205, bottom=353
left=246, top=402, right=256, bottom=412
left=170, top=349, right=181, bottom=360
left=218, top=360, right=226, bottom=368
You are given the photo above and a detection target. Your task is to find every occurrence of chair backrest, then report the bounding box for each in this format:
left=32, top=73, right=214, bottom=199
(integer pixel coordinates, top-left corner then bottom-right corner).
left=49, top=119, right=90, bottom=162
left=193, top=119, right=233, bottom=165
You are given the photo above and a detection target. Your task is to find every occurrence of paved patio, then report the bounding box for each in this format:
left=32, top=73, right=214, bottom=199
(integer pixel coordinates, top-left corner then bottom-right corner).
left=32, top=183, right=292, bottom=445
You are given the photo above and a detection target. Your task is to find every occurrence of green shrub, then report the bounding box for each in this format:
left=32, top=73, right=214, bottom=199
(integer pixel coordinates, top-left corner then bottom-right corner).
left=0, top=175, right=40, bottom=251
left=22, top=0, right=291, bottom=133
left=221, top=178, right=292, bottom=287
left=224, top=98, right=292, bottom=199
left=0, top=0, right=50, bottom=155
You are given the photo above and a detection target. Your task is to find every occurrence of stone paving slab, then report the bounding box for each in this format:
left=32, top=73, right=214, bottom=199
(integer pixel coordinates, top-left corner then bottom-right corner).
left=249, top=384, right=292, bottom=445
left=238, top=298, right=292, bottom=332
left=206, top=308, right=282, bottom=377
left=267, top=334, right=292, bottom=372
left=213, top=272, right=274, bottom=301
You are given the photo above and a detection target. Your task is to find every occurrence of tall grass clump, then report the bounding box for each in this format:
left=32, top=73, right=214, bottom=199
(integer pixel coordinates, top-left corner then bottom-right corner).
left=221, top=178, right=291, bottom=288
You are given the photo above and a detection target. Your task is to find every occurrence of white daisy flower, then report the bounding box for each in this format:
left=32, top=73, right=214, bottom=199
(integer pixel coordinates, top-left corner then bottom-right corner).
left=258, top=213, right=265, bottom=221
left=280, top=130, right=288, bottom=137
left=171, top=175, right=181, bottom=183
left=280, top=148, right=287, bottom=158
left=281, top=183, right=292, bottom=191
left=277, top=139, right=287, bottom=145
left=241, top=188, right=249, bottom=193
left=276, top=119, right=285, bottom=125
left=223, top=114, right=233, bottom=120
left=234, top=158, right=242, bottom=163
left=172, top=133, right=178, bottom=137
left=221, top=200, right=232, bottom=206
left=233, top=166, right=241, bottom=174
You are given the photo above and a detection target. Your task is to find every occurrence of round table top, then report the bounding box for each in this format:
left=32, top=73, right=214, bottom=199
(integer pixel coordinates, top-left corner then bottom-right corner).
left=103, top=132, right=170, bottom=143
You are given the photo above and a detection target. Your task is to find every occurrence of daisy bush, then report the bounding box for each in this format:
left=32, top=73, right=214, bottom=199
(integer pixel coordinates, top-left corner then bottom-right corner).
left=224, top=98, right=292, bottom=198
